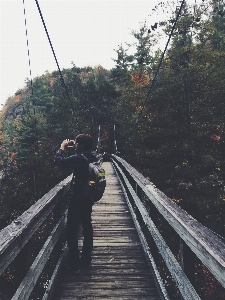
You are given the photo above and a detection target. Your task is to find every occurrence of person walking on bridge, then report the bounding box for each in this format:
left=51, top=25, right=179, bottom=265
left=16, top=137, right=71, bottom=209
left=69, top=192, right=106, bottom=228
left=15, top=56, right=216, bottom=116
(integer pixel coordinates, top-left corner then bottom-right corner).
left=54, top=134, right=97, bottom=274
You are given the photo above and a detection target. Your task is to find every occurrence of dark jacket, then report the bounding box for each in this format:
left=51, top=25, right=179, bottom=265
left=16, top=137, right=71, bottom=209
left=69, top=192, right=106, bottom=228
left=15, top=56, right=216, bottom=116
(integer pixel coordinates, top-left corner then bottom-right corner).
left=54, top=149, right=97, bottom=193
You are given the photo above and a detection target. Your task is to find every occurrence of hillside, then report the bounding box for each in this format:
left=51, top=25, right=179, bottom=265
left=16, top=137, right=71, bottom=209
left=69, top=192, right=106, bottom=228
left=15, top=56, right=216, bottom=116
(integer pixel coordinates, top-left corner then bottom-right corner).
left=0, top=1, right=225, bottom=238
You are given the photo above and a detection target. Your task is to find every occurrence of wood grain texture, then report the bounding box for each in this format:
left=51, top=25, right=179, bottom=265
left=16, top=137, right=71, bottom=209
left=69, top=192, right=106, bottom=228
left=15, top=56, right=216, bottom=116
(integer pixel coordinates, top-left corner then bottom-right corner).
left=53, top=163, right=161, bottom=300
left=12, top=214, right=66, bottom=300
left=0, top=175, right=71, bottom=275
left=112, top=155, right=225, bottom=289
left=112, top=159, right=200, bottom=300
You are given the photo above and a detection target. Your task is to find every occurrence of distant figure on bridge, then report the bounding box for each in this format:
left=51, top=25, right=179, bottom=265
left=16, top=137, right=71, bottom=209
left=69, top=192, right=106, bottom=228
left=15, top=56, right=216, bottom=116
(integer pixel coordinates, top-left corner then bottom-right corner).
left=54, top=134, right=97, bottom=275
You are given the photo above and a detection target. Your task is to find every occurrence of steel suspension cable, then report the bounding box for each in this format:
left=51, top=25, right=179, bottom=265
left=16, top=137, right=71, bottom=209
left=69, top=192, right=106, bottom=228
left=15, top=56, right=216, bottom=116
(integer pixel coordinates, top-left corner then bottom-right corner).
left=34, top=0, right=82, bottom=133
left=22, top=0, right=39, bottom=194
left=135, top=0, right=186, bottom=126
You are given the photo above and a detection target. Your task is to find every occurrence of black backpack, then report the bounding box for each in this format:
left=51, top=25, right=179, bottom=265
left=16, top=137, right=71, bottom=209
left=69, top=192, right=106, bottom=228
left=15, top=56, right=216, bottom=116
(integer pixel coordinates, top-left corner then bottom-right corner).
left=81, top=154, right=106, bottom=203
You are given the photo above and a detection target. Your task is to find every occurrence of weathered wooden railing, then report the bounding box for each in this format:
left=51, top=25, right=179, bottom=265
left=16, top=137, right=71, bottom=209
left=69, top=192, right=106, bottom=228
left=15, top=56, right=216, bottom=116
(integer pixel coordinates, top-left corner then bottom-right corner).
left=1, top=155, right=225, bottom=300
left=0, top=175, right=72, bottom=300
left=111, top=155, right=225, bottom=300
left=0, top=155, right=105, bottom=300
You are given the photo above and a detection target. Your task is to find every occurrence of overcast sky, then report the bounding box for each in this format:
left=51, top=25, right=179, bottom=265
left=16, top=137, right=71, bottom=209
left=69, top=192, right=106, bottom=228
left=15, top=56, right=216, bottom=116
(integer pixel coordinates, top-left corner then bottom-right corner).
left=1, top=0, right=169, bottom=106
left=1, top=0, right=204, bottom=108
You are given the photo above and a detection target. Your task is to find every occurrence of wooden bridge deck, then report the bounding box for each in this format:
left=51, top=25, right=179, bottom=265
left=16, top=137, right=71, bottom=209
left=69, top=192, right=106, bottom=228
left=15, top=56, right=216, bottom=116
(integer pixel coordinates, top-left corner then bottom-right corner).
left=54, top=162, right=161, bottom=300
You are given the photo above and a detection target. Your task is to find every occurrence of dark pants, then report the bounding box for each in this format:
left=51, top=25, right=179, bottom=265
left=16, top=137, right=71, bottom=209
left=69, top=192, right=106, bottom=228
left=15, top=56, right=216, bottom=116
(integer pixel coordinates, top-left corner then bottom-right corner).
left=66, top=192, right=93, bottom=267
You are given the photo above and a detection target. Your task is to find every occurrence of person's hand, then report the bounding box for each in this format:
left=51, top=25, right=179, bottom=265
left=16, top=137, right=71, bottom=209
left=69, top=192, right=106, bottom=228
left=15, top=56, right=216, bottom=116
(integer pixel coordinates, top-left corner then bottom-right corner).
left=67, top=140, right=76, bottom=149
left=60, top=139, right=76, bottom=150
left=60, top=139, right=69, bottom=150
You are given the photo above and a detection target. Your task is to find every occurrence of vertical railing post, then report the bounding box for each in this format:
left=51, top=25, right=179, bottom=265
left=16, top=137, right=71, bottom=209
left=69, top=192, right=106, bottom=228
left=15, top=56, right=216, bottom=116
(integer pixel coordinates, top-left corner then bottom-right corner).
left=180, top=238, right=184, bottom=270
left=180, top=203, right=199, bottom=289
left=113, top=125, right=117, bottom=154
left=14, top=242, right=31, bottom=288
left=180, top=239, right=196, bottom=288
left=97, top=124, right=101, bottom=154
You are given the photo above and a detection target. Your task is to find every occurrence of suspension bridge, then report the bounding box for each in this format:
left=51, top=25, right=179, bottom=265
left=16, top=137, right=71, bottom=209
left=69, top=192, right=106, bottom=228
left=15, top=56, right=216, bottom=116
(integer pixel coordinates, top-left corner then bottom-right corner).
left=0, top=150, right=225, bottom=299
left=1, top=0, right=225, bottom=299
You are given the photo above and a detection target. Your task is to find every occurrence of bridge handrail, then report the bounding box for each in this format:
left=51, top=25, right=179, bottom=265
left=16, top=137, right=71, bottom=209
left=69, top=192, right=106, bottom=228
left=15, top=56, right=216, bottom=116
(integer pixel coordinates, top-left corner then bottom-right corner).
left=111, top=155, right=225, bottom=290
left=0, top=156, right=104, bottom=299
left=0, top=175, right=72, bottom=275
left=1, top=156, right=224, bottom=299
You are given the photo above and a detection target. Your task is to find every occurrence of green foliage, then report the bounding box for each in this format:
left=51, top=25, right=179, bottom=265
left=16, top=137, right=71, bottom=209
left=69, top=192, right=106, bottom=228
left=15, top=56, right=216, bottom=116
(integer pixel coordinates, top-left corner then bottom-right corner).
left=0, top=4, right=224, bottom=299
left=0, top=64, right=120, bottom=228
left=0, top=0, right=224, bottom=243
left=111, top=0, right=225, bottom=240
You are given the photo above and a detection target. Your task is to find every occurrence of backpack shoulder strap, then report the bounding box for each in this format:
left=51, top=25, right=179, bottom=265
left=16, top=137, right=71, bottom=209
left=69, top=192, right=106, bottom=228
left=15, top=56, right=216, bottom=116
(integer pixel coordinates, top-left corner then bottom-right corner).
left=80, top=153, right=89, bottom=163
left=72, top=154, right=89, bottom=183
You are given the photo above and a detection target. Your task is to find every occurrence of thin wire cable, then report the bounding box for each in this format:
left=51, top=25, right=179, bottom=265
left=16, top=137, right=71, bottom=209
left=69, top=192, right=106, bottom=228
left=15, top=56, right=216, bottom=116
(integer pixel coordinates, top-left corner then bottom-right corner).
left=34, top=0, right=82, bottom=133
left=135, top=0, right=186, bottom=126
left=23, top=0, right=38, bottom=194
left=23, top=0, right=35, bottom=114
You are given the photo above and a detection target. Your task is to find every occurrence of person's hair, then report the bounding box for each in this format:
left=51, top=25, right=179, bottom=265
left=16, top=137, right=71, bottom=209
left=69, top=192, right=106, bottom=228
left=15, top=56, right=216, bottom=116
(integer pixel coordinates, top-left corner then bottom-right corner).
left=76, top=134, right=93, bottom=151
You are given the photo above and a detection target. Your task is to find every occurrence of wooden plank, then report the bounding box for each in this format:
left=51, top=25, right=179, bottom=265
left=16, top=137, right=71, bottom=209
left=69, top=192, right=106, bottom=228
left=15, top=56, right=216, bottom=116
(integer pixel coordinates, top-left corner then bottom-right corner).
left=92, top=203, right=128, bottom=208
left=92, top=226, right=136, bottom=231
left=61, top=274, right=156, bottom=282
left=61, top=281, right=154, bottom=288
left=93, top=206, right=127, bottom=211
left=92, top=214, right=132, bottom=219
left=58, top=296, right=160, bottom=300
left=92, top=220, right=135, bottom=226
left=58, top=297, right=159, bottom=300
left=88, top=257, right=148, bottom=264
left=92, top=210, right=129, bottom=214
left=59, top=287, right=159, bottom=298
left=92, top=231, right=139, bottom=237
left=60, top=269, right=156, bottom=284
left=59, top=289, right=159, bottom=297
left=53, top=162, right=161, bottom=300
left=79, top=242, right=142, bottom=247
left=91, top=246, right=144, bottom=254
left=92, top=236, right=141, bottom=243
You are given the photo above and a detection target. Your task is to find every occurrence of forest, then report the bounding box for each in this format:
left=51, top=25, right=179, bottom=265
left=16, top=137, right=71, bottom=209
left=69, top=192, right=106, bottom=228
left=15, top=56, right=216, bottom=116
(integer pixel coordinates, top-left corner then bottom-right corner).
left=0, top=0, right=225, bottom=245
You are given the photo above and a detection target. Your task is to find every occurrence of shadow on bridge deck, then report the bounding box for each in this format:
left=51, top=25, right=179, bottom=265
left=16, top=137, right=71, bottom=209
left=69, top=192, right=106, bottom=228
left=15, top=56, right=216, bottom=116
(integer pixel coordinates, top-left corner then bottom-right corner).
left=52, top=162, right=161, bottom=300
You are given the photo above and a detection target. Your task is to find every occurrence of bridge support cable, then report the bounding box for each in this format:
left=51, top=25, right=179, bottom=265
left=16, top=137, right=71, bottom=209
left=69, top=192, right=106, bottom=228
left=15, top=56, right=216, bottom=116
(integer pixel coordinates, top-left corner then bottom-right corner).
left=34, top=0, right=82, bottom=133
left=135, top=0, right=186, bottom=127
left=178, top=0, right=197, bottom=192
left=22, top=0, right=39, bottom=194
